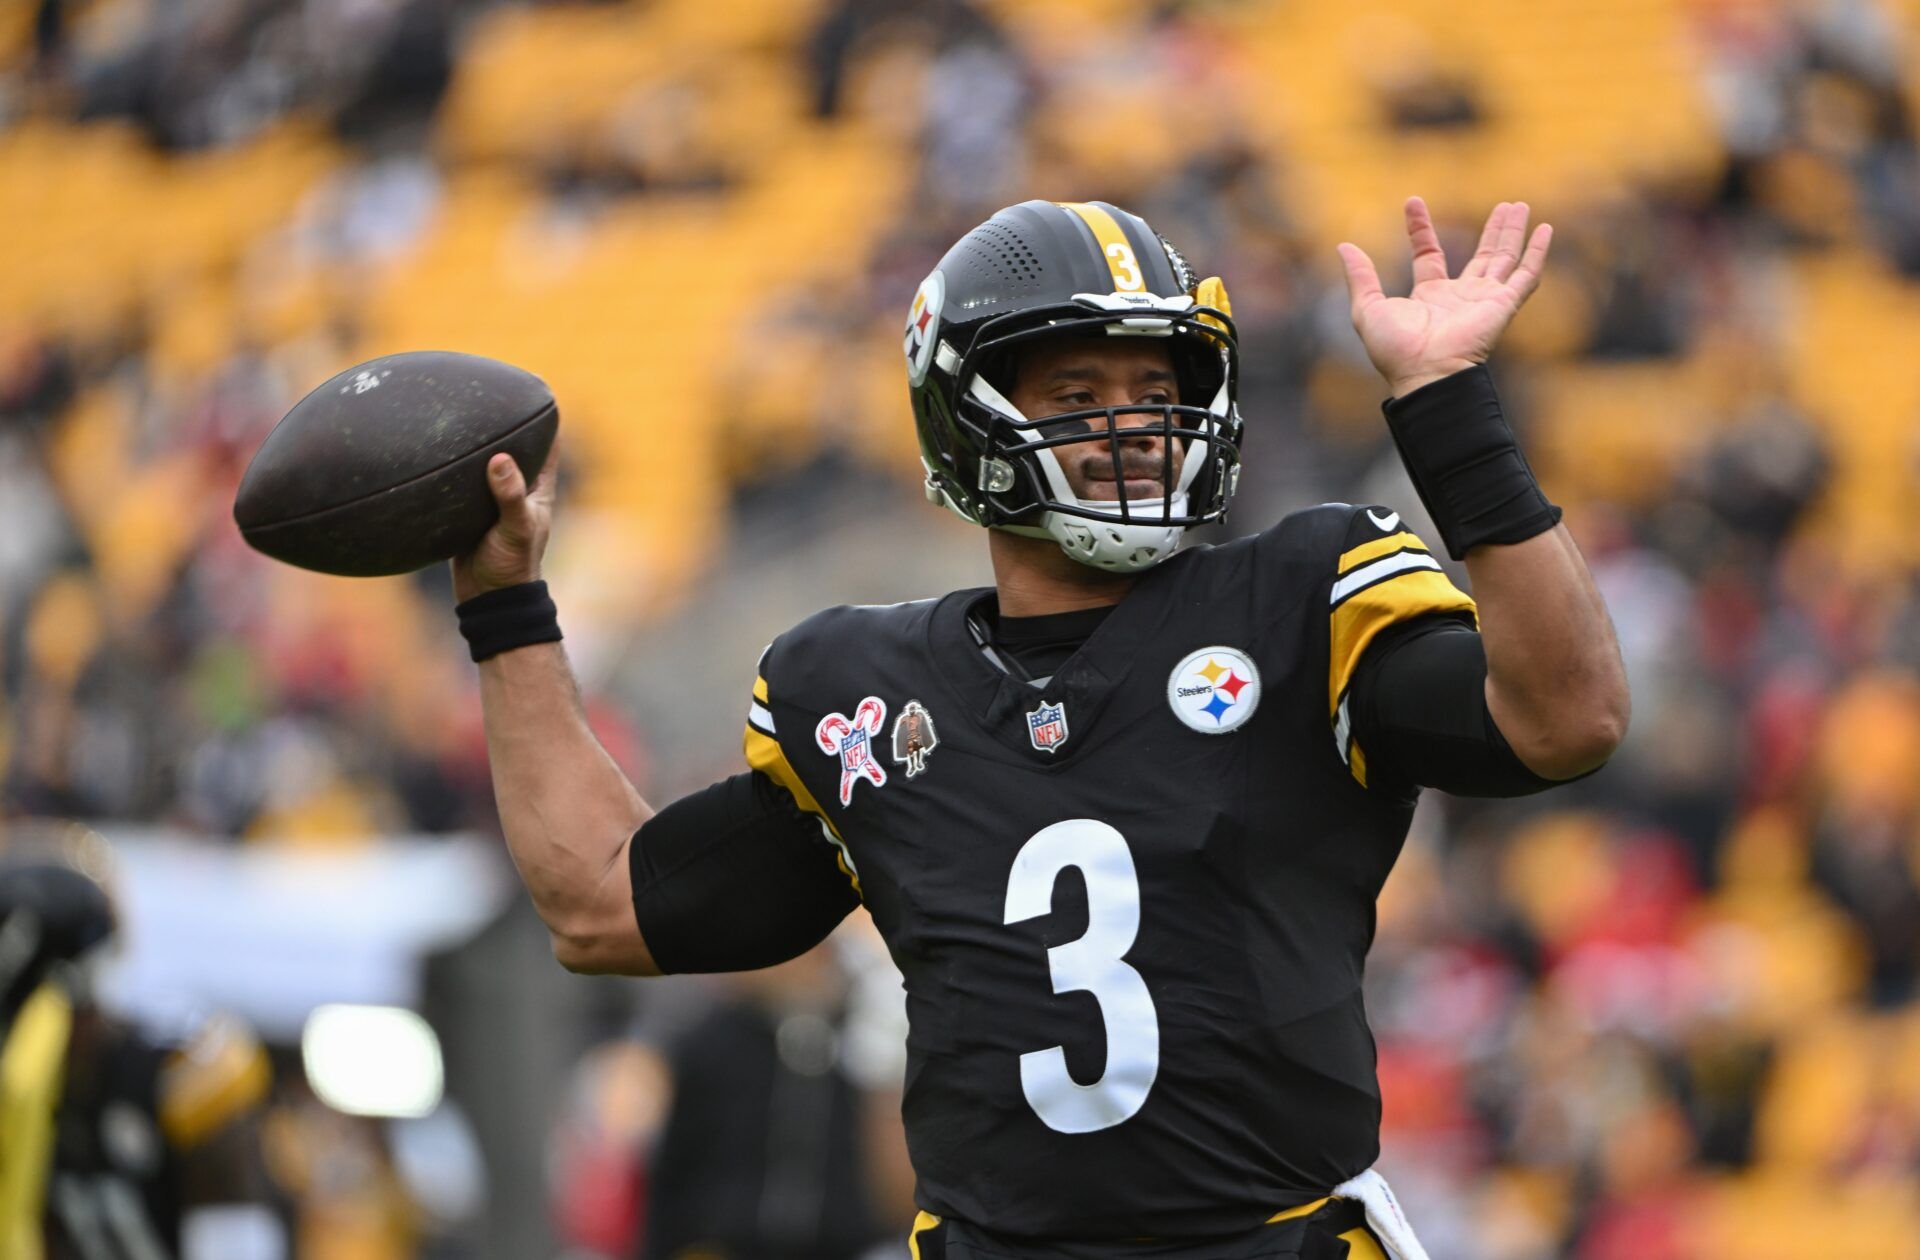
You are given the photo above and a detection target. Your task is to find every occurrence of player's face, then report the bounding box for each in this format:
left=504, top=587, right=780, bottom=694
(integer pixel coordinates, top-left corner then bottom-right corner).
left=1007, top=340, right=1184, bottom=502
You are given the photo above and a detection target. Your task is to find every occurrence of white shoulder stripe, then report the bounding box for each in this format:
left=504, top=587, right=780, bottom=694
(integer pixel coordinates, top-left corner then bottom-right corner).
left=1329, top=550, right=1443, bottom=606
left=748, top=701, right=776, bottom=735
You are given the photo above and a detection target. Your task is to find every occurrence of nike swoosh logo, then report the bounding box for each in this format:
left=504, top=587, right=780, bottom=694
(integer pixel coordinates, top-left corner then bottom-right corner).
left=1366, top=509, right=1400, bottom=531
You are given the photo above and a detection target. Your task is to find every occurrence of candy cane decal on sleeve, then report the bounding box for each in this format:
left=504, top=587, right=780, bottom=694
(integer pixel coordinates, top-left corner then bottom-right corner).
left=815, top=697, right=889, bottom=805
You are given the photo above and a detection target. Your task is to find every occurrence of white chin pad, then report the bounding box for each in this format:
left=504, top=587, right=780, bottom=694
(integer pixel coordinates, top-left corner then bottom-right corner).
left=1042, top=498, right=1188, bottom=572
left=1020, top=423, right=1210, bottom=573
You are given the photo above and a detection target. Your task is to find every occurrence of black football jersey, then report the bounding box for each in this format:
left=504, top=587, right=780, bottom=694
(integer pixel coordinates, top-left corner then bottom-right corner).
left=741, top=504, right=1475, bottom=1242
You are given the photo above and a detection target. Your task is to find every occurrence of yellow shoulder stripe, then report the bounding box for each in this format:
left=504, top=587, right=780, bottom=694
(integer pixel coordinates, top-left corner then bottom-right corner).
left=1349, top=740, right=1370, bottom=789
left=1329, top=567, right=1477, bottom=718
left=752, top=674, right=768, bottom=703
left=1056, top=202, right=1147, bottom=293
left=1338, top=531, right=1428, bottom=575
left=744, top=707, right=863, bottom=896
left=745, top=724, right=830, bottom=826
left=159, top=1015, right=271, bottom=1149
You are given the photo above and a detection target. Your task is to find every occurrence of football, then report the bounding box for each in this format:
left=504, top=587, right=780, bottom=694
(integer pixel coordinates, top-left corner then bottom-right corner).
left=234, top=351, right=557, bottom=577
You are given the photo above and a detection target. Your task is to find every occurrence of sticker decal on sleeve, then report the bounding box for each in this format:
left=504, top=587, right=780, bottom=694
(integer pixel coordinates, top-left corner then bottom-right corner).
left=816, top=697, right=889, bottom=804
left=890, top=700, right=939, bottom=778
left=1168, top=646, right=1262, bottom=734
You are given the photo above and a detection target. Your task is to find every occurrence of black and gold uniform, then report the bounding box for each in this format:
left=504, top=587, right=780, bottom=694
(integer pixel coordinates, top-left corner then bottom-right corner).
left=624, top=200, right=1579, bottom=1257
left=729, top=504, right=1469, bottom=1243
left=44, top=1011, right=276, bottom=1260
left=0, top=863, right=282, bottom=1260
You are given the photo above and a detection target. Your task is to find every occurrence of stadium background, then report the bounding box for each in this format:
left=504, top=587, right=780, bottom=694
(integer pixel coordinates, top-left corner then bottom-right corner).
left=4, top=0, right=1920, bottom=1256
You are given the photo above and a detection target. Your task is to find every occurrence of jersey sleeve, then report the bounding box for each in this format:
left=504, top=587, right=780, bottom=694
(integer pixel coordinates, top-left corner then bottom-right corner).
left=742, top=643, right=863, bottom=896
left=1347, top=617, right=1567, bottom=797
left=1326, top=506, right=1477, bottom=788
left=630, top=771, right=860, bottom=972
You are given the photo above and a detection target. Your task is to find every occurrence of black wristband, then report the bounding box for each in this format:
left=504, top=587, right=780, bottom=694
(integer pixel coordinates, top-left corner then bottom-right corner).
left=1382, top=365, right=1561, bottom=560
left=456, top=580, right=562, bottom=662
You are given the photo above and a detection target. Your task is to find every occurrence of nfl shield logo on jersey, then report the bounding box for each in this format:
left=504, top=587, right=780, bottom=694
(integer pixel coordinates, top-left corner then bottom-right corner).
left=1027, top=701, right=1070, bottom=754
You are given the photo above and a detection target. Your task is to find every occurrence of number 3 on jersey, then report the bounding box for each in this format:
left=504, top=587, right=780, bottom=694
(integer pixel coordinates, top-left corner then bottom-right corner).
left=1003, top=820, right=1160, bottom=1134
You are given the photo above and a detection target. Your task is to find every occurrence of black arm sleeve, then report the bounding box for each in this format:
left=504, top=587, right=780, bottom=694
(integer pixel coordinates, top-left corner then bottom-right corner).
left=1349, top=616, right=1585, bottom=798
left=629, top=770, right=860, bottom=974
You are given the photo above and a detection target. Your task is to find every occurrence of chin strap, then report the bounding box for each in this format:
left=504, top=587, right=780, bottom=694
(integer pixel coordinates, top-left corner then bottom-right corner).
left=1049, top=507, right=1186, bottom=573
left=992, top=517, right=1185, bottom=573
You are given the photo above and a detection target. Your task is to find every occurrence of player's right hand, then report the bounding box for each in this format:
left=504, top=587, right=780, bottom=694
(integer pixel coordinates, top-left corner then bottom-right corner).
left=452, top=441, right=559, bottom=602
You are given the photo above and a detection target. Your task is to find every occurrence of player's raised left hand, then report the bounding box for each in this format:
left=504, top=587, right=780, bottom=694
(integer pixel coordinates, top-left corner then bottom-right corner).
left=1337, top=197, right=1552, bottom=398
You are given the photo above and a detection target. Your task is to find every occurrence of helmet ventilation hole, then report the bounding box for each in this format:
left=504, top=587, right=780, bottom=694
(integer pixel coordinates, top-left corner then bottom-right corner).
left=961, top=222, right=1046, bottom=295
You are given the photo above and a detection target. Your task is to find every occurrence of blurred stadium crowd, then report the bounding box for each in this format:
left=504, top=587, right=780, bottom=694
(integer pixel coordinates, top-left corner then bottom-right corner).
left=5, top=0, right=1920, bottom=1256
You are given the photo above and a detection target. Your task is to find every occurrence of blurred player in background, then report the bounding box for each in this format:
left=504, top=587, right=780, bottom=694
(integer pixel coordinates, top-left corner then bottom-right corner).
left=450, top=195, right=1628, bottom=1259
left=0, top=857, right=285, bottom=1260
left=638, top=946, right=890, bottom=1260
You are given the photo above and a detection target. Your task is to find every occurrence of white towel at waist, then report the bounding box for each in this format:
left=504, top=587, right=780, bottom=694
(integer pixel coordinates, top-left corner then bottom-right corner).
left=1330, top=1168, right=1431, bottom=1260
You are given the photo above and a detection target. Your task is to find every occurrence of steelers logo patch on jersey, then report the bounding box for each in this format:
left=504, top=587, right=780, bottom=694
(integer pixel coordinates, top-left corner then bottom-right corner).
left=1167, top=646, right=1261, bottom=734
left=903, top=268, right=946, bottom=386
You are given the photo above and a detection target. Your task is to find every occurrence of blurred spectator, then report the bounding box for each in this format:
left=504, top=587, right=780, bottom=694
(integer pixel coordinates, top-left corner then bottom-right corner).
left=914, top=3, right=1028, bottom=217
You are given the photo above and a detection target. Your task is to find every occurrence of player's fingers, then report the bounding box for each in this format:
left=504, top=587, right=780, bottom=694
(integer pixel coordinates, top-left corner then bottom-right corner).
left=491, top=454, right=546, bottom=546
left=1336, top=243, right=1385, bottom=321
left=488, top=452, right=531, bottom=520
left=1487, top=201, right=1530, bottom=283
left=1508, top=223, right=1553, bottom=301
left=1404, top=197, right=1449, bottom=285
left=1461, top=202, right=1508, bottom=279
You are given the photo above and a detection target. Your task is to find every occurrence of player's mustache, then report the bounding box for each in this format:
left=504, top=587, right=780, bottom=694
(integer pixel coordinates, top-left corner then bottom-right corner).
left=1080, top=454, right=1170, bottom=482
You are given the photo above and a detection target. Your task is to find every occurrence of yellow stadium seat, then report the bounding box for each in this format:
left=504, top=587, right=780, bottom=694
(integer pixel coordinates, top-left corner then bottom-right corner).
left=1693, top=1171, right=1920, bottom=1260
left=1786, top=250, right=1920, bottom=574
left=1226, top=0, right=1718, bottom=249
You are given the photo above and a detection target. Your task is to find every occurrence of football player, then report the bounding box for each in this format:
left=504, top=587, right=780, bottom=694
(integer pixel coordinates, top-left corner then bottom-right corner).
left=0, top=860, right=286, bottom=1260
left=451, top=197, right=1628, bottom=1259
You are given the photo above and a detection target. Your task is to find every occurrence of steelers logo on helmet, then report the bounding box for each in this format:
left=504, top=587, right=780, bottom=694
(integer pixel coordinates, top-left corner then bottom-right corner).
left=903, top=268, right=946, bottom=387
left=1167, top=645, right=1261, bottom=734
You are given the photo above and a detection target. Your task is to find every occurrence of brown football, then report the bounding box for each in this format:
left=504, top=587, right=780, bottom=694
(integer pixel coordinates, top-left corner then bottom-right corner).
left=234, top=351, right=557, bottom=577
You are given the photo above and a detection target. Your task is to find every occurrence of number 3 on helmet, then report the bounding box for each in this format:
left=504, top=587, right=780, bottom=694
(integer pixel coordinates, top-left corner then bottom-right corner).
left=906, top=200, right=1243, bottom=573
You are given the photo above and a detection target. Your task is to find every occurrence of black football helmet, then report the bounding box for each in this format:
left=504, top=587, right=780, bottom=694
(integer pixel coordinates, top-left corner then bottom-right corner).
left=0, top=862, right=114, bottom=1027
left=906, top=200, right=1241, bottom=572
